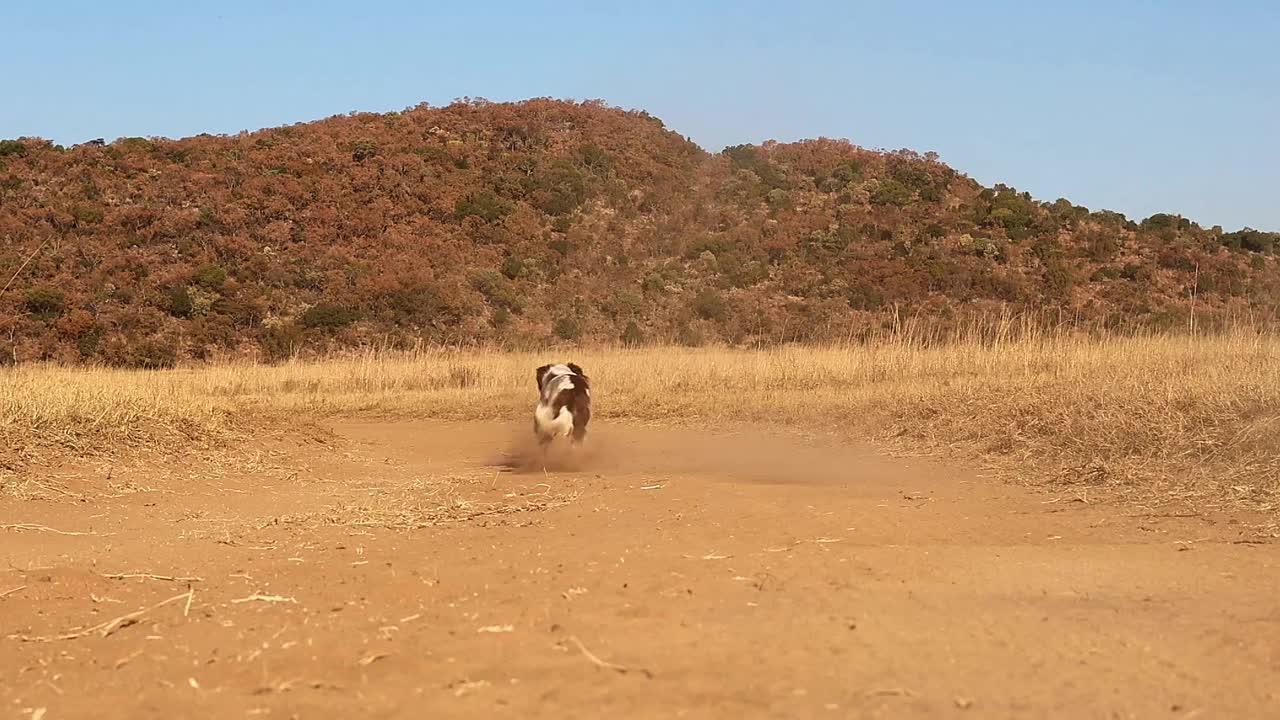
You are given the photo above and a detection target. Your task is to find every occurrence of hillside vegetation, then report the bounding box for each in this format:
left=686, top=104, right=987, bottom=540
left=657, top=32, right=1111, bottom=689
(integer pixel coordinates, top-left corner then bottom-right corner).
left=1, top=98, right=1278, bottom=365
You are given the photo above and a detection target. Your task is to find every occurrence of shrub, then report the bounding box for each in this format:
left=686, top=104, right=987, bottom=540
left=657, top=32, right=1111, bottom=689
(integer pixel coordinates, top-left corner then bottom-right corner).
left=830, top=159, right=863, bottom=184
left=0, top=139, right=26, bottom=157
left=192, top=263, right=228, bottom=290
left=190, top=315, right=238, bottom=354
left=349, top=138, right=379, bottom=161
left=870, top=180, right=913, bottom=206
left=577, top=143, right=612, bottom=175
left=375, top=283, right=453, bottom=328
left=723, top=145, right=787, bottom=189
left=75, top=326, right=103, bottom=358
left=922, top=222, right=947, bottom=240
left=676, top=323, right=704, bottom=347
left=186, top=285, right=219, bottom=316
left=258, top=324, right=304, bottom=363
left=766, top=189, right=792, bottom=209
left=490, top=306, right=511, bottom=328
left=1044, top=259, right=1074, bottom=295
left=24, top=288, right=66, bottom=318
left=691, top=288, right=727, bottom=321
left=414, top=145, right=452, bottom=163
left=71, top=204, right=105, bottom=225
left=117, top=137, right=156, bottom=153
left=1084, top=230, right=1120, bottom=262
left=472, top=270, right=524, bottom=313
left=1091, top=266, right=1121, bottom=281
left=553, top=316, right=581, bottom=341
left=532, top=163, right=588, bottom=216
left=117, top=336, right=178, bottom=369
left=847, top=280, right=885, bottom=310
left=300, top=302, right=357, bottom=329
left=621, top=320, right=645, bottom=347
left=1222, top=228, right=1277, bottom=254
left=1157, top=247, right=1196, bottom=272
left=500, top=255, right=524, bottom=280
left=982, top=188, right=1037, bottom=237
left=969, top=236, right=1006, bottom=262
left=165, top=286, right=193, bottom=318
left=889, top=162, right=932, bottom=192
left=454, top=191, right=510, bottom=222
left=1121, top=263, right=1151, bottom=282
left=817, top=160, right=863, bottom=192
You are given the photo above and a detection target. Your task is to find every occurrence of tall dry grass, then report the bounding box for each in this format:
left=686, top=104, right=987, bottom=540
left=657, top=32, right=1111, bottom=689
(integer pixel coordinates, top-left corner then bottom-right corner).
left=2, top=326, right=1278, bottom=510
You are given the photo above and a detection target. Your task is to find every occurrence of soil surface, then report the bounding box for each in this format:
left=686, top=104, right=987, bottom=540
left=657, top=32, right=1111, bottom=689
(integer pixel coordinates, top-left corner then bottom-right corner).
left=2, top=420, right=1277, bottom=719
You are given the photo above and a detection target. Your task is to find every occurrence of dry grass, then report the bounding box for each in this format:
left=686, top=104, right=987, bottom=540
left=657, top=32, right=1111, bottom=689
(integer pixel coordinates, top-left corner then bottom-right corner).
left=3, top=327, right=1278, bottom=511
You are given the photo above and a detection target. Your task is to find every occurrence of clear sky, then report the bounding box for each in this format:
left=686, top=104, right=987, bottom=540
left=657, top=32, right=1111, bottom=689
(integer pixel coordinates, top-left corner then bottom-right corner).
left=5, top=1, right=1278, bottom=230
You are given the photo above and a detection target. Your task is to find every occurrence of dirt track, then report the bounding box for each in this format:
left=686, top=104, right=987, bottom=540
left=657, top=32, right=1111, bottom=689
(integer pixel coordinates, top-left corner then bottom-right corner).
left=3, top=420, right=1278, bottom=719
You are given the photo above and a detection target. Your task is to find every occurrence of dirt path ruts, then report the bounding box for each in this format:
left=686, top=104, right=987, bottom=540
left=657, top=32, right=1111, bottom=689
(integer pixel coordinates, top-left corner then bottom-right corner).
left=2, top=420, right=1277, bottom=719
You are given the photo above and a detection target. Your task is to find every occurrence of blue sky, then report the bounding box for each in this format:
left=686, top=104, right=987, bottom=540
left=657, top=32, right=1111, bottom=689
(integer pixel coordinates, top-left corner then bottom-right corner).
left=5, top=1, right=1278, bottom=229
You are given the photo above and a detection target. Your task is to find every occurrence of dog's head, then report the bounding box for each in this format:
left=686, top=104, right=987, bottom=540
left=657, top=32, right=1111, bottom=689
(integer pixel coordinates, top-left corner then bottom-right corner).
left=536, top=363, right=589, bottom=393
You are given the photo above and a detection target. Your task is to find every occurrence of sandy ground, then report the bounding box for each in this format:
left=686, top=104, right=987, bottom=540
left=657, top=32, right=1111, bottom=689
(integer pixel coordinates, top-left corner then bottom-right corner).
left=2, top=420, right=1278, bottom=719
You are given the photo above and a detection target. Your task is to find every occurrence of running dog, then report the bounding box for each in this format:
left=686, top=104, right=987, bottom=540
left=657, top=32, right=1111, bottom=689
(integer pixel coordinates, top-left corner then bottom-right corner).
left=533, top=362, right=591, bottom=449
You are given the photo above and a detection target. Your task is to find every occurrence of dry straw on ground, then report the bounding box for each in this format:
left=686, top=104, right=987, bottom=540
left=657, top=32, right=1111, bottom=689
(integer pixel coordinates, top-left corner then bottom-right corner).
left=2, top=321, right=1277, bottom=511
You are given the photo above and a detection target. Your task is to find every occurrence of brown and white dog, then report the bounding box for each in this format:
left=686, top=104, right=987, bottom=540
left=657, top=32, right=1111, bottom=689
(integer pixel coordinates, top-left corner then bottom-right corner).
left=533, top=362, right=591, bottom=449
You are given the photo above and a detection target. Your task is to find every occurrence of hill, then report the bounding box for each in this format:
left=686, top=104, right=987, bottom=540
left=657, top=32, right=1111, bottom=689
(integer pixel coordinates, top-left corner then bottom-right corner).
left=1, top=98, right=1277, bottom=365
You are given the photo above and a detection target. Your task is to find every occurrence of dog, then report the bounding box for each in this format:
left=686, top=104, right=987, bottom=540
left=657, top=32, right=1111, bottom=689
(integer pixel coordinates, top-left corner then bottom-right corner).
left=533, top=362, right=591, bottom=450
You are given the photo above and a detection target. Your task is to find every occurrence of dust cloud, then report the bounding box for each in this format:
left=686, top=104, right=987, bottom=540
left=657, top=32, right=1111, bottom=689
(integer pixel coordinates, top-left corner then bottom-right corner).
left=489, top=421, right=916, bottom=487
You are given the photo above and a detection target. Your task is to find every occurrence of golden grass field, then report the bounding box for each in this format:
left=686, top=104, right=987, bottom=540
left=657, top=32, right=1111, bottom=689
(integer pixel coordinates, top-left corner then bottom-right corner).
left=2, top=326, right=1277, bottom=512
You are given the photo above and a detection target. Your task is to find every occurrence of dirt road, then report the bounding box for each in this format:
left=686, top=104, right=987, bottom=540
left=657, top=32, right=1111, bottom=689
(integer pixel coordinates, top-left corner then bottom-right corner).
left=2, top=420, right=1277, bottom=719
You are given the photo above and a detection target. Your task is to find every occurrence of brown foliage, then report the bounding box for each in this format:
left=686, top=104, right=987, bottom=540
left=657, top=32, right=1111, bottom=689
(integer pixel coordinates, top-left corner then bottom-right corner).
left=0, top=99, right=1276, bottom=364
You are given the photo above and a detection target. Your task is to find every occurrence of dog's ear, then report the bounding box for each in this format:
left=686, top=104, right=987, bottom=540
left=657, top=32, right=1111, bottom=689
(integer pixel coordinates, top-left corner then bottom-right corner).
left=535, top=364, right=552, bottom=390
left=566, top=363, right=585, bottom=377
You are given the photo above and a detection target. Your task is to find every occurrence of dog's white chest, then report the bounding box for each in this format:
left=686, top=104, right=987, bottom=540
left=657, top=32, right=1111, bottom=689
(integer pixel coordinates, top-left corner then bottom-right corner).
left=534, top=403, right=574, bottom=437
